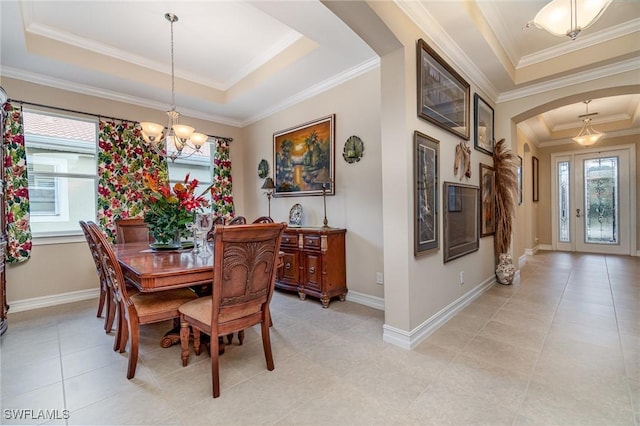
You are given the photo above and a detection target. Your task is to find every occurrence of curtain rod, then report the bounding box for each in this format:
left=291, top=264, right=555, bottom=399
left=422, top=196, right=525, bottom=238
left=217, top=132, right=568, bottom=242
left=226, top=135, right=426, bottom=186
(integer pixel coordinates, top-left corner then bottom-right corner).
left=6, top=98, right=233, bottom=143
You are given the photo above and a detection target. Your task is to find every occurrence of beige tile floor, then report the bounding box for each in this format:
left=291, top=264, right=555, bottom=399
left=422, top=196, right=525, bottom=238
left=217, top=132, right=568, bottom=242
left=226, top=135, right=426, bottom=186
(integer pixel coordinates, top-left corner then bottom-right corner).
left=1, top=251, right=638, bottom=425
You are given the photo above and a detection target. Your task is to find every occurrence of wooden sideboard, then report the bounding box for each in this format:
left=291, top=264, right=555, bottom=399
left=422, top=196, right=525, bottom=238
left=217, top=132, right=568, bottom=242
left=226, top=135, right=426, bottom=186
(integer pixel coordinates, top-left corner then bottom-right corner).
left=275, top=227, right=346, bottom=308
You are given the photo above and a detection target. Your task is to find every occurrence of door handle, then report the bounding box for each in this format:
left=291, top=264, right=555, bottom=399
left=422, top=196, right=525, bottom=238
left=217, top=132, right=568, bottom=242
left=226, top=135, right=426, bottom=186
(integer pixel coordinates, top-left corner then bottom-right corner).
left=576, top=208, right=581, bottom=218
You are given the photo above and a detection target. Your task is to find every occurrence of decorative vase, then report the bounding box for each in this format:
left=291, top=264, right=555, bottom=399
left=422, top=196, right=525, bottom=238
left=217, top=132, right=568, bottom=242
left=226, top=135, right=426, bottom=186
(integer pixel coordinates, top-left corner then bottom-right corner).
left=496, top=253, right=515, bottom=285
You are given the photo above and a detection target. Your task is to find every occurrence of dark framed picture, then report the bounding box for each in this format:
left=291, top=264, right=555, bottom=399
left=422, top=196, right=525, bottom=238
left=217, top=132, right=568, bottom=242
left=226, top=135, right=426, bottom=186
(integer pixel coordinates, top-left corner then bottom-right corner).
left=416, top=39, right=470, bottom=140
left=532, top=156, right=539, bottom=202
left=273, top=115, right=335, bottom=197
left=517, top=155, right=523, bottom=205
left=443, top=182, right=479, bottom=263
left=479, top=163, right=495, bottom=237
left=474, top=94, right=494, bottom=156
left=414, top=131, right=439, bottom=256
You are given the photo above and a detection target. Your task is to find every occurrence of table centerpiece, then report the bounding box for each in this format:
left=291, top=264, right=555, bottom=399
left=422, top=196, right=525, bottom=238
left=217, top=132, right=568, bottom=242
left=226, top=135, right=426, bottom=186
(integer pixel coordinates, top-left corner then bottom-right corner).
left=143, top=170, right=211, bottom=247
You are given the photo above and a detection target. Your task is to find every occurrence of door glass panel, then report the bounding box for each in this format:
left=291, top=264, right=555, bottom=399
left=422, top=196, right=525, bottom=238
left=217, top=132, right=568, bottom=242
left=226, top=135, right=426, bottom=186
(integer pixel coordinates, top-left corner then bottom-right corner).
left=558, top=161, right=570, bottom=242
left=583, top=157, right=618, bottom=244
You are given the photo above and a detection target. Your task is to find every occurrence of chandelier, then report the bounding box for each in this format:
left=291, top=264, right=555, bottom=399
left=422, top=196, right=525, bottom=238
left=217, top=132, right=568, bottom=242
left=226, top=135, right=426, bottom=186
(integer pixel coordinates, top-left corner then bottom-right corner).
left=140, top=13, right=208, bottom=162
left=527, top=0, right=612, bottom=40
left=573, top=100, right=604, bottom=147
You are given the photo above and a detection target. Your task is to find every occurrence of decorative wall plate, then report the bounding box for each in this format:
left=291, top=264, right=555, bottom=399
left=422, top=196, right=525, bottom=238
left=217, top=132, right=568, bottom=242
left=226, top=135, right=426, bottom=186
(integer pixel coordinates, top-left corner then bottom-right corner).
left=289, top=203, right=303, bottom=227
left=342, top=135, right=364, bottom=163
left=258, top=159, right=269, bottom=178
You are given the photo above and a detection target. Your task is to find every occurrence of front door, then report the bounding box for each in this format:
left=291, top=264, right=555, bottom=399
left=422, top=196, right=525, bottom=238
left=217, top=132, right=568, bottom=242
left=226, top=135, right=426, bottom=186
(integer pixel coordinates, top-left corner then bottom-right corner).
left=553, top=147, right=634, bottom=255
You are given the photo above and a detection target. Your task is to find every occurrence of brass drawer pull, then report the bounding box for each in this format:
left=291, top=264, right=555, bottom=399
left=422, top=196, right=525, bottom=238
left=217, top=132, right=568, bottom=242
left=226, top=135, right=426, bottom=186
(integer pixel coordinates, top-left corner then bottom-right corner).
left=285, top=262, right=291, bottom=270
left=308, top=266, right=315, bottom=274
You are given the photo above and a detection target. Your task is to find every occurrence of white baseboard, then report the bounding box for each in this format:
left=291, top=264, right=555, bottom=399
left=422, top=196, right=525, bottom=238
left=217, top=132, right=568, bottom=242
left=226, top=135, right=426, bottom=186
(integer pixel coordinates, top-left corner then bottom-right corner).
left=539, top=244, right=553, bottom=251
left=345, top=290, right=384, bottom=310
left=7, top=288, right=99, bottom=314
left=524, top=246, right=538, bottom=255
left=518, top=254, right=526, bottom=268
left=382, top=275, right=496, bottom=350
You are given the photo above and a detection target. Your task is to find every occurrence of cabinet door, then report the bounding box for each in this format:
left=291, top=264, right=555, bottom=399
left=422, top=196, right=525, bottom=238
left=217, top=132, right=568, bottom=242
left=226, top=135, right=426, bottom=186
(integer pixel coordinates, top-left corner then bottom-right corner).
left=303, top=253, right=322, bottom=292
left=279, top=250, right=299, bottom=285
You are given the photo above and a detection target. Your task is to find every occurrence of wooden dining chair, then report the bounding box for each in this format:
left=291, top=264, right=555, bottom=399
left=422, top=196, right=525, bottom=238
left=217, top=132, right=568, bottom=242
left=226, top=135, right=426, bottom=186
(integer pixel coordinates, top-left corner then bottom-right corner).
left=89, top=222, right=198, bottom=379
left=115, top=218, right=153, bottom=244
left=227, top=216, right=247, bottom=226
left=206, top=216, right=226, bottom=242
left=79, top=220, right=114, bottom=333
left=179, top=222, right=287, bottom=397
left=252, top=216, right=274, bottom=224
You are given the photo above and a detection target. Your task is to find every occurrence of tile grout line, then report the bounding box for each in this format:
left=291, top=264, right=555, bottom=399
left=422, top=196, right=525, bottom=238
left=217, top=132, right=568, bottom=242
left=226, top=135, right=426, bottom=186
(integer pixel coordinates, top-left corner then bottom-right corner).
left=510, top=257, right=573, bottom=426
left=606, top=255, right=639, bottom=426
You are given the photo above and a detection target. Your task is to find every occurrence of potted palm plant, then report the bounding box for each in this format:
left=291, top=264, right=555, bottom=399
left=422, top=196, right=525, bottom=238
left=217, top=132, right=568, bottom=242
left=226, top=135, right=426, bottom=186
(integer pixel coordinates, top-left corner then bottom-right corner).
left=493, top=139, right=518, bottom=284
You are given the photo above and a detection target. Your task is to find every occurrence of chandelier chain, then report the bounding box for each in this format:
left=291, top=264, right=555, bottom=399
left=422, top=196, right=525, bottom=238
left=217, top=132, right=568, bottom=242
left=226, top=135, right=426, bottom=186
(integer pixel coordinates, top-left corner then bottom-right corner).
left=170, top=15, right=175, bottom=110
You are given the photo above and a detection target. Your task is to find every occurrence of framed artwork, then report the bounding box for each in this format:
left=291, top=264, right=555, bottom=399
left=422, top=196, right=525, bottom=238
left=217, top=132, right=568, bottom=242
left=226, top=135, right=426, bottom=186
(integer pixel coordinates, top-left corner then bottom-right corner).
left=443, top=182, right=479, bottom=263
left=273, top=115, right=335, bottom=197
left=413, top=131, right=439, bottom=256
left=416, top=39, right=470, bottom=140
left=474, top=94, right=494, bottom=156
left=479, top=163, right=495, bottom=237
left=532, top=156, right=539, bottom=202
left=517, top=155, right=523, bottom=205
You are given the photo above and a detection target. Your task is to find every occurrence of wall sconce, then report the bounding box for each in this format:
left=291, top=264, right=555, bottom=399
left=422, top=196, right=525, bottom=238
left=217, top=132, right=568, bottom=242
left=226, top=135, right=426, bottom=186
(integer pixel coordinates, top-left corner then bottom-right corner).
left=261, top=177, right=275, bottom=218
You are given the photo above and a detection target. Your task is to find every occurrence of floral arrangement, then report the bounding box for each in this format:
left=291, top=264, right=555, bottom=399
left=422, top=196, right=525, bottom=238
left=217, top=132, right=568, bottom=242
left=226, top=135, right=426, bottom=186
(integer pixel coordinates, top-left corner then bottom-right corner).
left=143, top=170, right=211, bottom=243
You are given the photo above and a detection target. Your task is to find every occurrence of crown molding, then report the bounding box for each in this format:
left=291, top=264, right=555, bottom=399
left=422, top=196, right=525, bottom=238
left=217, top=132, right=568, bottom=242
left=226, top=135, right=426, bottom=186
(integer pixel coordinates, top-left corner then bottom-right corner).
left=518, top=18, right=640, bottom=68
left=537, top=126, right=640, bottom=148
left=395, top=0, right=499, bottom=102
left=517, top=121, right=540, bottom=147
left=242, top=57, right=380, bottom=126
left=498, top=57, right=640, bottom=103
left=21, top=3, right=302, bottom=91
left=0, top=67, right=243, bottom=127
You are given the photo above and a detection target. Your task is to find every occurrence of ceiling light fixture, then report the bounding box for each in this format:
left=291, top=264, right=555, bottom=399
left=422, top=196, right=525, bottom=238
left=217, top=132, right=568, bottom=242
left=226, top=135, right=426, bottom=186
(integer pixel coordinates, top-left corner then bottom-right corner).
left=526, top=0, right=612, bottom=40
left=140, top=13, right=208, bottom=162
left=572, top=100, right=604, bottom=147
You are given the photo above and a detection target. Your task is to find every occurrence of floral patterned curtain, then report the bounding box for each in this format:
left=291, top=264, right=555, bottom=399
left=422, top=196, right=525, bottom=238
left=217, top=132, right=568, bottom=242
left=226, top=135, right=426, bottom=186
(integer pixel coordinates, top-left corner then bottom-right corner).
left=2, top=103, right=32, bottom=263
left=211, top=138, right=234, bottom=219
left=96, top=120, right=166, bottom=242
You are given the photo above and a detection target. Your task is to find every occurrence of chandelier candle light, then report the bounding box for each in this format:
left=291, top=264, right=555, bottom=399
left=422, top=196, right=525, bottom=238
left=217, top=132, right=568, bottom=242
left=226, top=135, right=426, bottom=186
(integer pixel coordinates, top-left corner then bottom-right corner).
left=527, top=0, right=612, bottom=40
left=573, top=100, right=604, bottom=147
left=140, top=13, right=208, bottom=162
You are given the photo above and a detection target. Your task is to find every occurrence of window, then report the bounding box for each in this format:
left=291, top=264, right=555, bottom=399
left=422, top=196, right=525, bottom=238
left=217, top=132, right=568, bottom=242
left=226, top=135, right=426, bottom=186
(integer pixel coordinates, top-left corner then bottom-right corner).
left=23, top=110, right=98, bottom=237
left=167, top=143, right=214, bottom=205
left=23, top=109, right=215, bottom=238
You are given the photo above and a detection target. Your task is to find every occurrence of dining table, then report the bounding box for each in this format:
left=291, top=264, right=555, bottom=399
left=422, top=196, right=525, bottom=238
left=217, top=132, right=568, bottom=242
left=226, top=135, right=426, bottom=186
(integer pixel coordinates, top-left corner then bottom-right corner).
left=114, top=241, right=284, bottom=347
left=115, top=241, right=215, bottom=293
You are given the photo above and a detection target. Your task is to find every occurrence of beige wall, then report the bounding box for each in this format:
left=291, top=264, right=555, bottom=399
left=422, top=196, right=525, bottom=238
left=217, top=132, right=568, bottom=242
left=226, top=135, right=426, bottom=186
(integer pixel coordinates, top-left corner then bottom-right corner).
left=241, top=69, right=385, bottom=299
left=367, top=1, right=499, bottom=333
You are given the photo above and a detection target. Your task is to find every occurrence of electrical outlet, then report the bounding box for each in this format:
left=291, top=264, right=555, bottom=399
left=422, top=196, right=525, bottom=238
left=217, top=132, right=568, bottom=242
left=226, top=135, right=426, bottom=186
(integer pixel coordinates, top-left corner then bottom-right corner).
left=459, top=271, right=464, bottom=285
left=376, top=272, right=384, bottom=285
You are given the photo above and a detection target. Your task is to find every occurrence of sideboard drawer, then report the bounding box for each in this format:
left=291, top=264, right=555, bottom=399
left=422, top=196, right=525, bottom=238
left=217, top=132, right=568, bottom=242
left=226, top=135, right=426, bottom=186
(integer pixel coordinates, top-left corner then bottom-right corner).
left=281, top=233, right=298, bottom=247
left=303, top=235, right=320, bottom=250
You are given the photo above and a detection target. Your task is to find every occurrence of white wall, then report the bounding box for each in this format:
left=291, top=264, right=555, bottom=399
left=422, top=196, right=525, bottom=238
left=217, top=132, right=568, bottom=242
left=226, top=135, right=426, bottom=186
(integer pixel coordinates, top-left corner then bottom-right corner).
left=241, top=68, right=384, bottom=301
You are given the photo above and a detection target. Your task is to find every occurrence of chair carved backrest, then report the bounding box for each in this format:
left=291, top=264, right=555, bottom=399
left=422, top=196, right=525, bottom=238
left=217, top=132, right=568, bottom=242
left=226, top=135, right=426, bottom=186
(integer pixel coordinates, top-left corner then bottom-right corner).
left=80, top=220, right=110, bottom=324
left=227, top=216, right=247, bottom=226
left=212, top=223, right=286, bottom=337
left=79, top=221, right=105, bottom=284
left=252, top=216, right=274, bottom=224
left=88, top=222, right=135, bottom=312
left=115, top=218, right=153, bottom=244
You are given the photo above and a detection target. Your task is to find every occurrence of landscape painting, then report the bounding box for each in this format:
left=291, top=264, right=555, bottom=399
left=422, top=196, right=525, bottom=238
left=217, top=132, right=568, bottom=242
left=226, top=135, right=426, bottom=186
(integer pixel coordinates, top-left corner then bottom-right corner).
left=273, top=115, right=335, bottom=197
